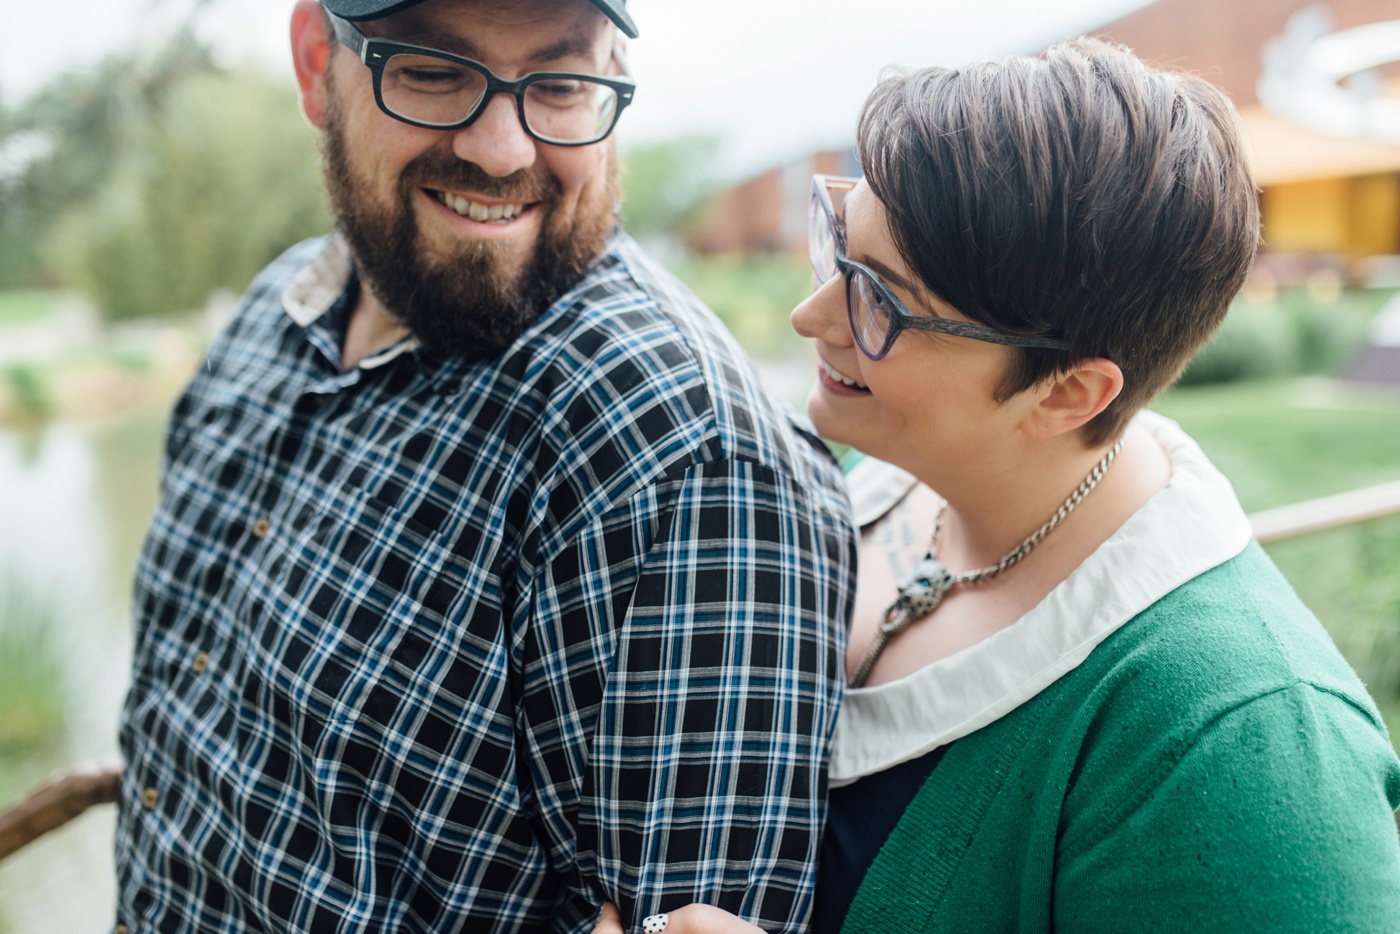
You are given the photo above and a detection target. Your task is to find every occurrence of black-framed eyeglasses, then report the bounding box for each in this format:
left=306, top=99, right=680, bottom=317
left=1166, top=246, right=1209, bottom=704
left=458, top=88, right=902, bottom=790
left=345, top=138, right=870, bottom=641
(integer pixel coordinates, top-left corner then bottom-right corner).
left=328, top=12, right=636, bottom=146
left=809, top=175, right=1070, bottom=360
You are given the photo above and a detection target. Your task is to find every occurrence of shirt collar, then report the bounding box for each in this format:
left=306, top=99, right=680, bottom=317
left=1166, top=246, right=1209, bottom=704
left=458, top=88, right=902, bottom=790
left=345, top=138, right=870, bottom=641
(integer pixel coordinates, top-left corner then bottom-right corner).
left=829, top=410, right=1254, bottom=786
left=281, top=233, right=421, bottom=370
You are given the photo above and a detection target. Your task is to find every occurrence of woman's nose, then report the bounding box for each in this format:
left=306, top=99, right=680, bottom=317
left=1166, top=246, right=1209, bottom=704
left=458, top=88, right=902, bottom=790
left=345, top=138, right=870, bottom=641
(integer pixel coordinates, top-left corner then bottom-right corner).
left=791, top=273, right=853, bottom=346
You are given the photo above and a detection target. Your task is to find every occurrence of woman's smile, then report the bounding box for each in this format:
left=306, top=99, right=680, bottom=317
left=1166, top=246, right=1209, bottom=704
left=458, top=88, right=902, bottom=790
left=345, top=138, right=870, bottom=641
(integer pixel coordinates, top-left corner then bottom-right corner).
left=818, top=357, right=871, bottom=394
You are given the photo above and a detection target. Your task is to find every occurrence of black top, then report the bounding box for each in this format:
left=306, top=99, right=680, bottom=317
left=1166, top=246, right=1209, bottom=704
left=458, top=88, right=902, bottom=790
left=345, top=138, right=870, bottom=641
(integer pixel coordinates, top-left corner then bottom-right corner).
left=812, top=744, right=950, bottom=932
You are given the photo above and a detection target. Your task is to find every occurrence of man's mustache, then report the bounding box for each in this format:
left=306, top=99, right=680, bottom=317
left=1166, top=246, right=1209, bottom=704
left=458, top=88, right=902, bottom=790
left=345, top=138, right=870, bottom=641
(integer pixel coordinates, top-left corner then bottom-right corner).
left=399, top=152, right=559, bottom=203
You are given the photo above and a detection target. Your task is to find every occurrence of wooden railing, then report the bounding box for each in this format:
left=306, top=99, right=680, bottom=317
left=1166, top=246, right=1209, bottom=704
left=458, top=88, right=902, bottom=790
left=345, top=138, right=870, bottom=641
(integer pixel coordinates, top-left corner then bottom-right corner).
left=0, top=757, right=121, bottom=860
left=4, top=482, right=1400, bottom=861
left=1250, top=479, right=1400, bottom=544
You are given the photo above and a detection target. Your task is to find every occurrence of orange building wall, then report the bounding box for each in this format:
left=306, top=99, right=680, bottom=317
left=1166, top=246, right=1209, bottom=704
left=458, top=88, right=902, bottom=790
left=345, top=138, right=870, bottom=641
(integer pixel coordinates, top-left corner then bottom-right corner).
left=686, top=150, right=857, bottom=255
left=1263, top=173, right=1400, bottom=256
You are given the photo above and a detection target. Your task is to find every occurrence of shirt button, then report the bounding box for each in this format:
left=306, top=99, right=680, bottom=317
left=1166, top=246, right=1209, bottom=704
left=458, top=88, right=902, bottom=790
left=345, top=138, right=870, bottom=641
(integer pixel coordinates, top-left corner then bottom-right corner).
left=142, top=787, right=158, bottom=809
left=192, top=652, right=209, bottom=674
left=252, top=518, right=271, bottom=539
left=115, top=925, right=128, bottom=934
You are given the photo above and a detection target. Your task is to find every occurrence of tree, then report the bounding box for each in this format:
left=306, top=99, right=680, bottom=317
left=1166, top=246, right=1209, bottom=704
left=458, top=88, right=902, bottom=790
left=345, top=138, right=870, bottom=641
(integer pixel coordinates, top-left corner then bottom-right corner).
left=619, top=135, right=721, bottom=243
left=0, top=31, right=214, bottom=291
left=3, top=30, right=332, bottom=319
left=44, top=61, right=331, bottom=319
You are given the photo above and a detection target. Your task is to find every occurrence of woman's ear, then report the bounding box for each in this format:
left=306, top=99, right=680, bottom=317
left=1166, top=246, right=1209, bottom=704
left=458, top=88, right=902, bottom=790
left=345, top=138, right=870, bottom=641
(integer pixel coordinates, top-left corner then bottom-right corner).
left=1021, top=358, right=1124, bottom=440
left=291, top=0, right=334, bottom=128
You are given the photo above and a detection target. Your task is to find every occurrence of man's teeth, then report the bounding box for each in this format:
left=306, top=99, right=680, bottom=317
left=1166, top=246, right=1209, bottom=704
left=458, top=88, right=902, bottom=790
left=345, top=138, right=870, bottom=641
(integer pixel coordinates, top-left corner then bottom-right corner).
left=433, top=191, right=526, bottom=222
left=821, top=359, right=868, bottom=389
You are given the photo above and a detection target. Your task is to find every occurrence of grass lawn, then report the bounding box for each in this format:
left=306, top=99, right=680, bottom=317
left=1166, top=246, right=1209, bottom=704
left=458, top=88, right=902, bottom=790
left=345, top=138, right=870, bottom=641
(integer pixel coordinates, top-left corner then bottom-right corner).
left=1154, top=379, right=1400, bottom=737
left=0, top=290, right=63, bottom=329
left=1153, top=379, right=1400, bottom=509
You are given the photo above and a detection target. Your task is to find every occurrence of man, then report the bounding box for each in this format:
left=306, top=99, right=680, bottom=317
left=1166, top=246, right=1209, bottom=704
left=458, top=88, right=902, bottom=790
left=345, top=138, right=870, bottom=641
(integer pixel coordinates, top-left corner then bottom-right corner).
left=113, top=1, right=855, bottom=931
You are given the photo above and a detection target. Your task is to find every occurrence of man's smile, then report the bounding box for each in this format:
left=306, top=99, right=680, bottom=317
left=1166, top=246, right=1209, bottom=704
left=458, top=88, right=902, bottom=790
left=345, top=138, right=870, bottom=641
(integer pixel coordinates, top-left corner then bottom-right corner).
left=427, top=188, right=536, bottom=224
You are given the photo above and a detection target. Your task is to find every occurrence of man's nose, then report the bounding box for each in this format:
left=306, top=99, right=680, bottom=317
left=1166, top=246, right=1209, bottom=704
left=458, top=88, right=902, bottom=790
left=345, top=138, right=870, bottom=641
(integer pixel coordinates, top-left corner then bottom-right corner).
left=451, top=92, right=537, bottom=177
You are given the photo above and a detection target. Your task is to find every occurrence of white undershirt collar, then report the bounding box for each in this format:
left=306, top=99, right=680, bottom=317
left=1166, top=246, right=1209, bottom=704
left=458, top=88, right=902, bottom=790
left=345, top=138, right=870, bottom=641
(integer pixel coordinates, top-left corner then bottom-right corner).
left=281, top=234, right=421, bottom=370
left=830, top=411, right=1253, bottom=786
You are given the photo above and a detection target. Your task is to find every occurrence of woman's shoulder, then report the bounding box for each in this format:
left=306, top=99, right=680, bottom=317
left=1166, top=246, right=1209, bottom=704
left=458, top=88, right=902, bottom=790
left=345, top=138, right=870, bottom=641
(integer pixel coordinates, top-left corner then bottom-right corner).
left=1051, top=539, right=1398, bottom=829
left=1082, top=540, right=1381, bottom=724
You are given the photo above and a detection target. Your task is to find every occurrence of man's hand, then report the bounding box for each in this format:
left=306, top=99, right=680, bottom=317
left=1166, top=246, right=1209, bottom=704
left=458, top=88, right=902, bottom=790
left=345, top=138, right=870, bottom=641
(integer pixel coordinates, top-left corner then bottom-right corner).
left=593, top=902, right=769, bottom=934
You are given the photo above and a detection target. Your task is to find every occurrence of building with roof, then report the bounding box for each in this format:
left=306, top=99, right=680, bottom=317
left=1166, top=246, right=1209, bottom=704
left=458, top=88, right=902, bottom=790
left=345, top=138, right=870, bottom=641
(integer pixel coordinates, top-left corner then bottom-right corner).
left=686, top=0, right=1400, bottom=288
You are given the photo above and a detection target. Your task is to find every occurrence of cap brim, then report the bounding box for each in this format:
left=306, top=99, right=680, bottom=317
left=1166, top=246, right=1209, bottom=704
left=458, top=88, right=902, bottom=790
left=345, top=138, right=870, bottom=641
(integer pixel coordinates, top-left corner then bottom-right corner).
left=589, top=0, right=639, bottom=38
left=321, top=0, right=423, bottom=21
left=321, top=0, right=639, bottom=37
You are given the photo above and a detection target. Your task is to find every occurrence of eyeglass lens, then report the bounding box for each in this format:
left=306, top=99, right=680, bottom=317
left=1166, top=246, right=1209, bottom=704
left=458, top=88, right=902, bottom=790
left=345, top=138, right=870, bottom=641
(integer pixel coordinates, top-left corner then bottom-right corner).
left=807, top=190, right=838, bottom=283
left=849, top=273, right=894, bottom=359
left=808, top=185, right=894, bottom=359
left=379, top=54, right=621, bottom=143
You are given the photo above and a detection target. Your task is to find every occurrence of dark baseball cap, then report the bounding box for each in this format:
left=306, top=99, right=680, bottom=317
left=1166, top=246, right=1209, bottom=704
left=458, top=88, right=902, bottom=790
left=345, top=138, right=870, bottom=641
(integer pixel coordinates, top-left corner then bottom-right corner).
left=321, top=0, right=638, bottom=38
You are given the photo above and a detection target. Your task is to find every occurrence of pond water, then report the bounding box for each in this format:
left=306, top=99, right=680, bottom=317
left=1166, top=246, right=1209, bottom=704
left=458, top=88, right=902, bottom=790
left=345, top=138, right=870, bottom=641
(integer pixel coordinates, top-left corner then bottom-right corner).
left=0, top=416, right=163, bottom=933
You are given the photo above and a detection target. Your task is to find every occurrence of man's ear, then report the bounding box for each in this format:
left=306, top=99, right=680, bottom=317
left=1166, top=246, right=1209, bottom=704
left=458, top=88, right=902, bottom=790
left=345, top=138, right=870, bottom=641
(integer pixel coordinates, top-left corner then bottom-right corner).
left=1021, top=358, right=1124, bottom=440
left=291, top=0, right=334, bottom=128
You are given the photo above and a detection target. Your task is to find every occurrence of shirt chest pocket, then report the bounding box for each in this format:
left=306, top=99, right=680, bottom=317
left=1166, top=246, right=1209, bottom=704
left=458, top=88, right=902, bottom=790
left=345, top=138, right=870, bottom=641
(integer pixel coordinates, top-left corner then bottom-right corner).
left=233, top=490, right=525, bottom=860
left=244, top=491, right=508, bottom=733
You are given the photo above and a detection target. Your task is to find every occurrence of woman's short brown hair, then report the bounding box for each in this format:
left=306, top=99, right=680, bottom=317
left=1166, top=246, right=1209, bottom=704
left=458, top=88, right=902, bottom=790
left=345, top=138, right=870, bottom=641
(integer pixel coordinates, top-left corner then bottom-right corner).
left=857, top=37, right=1260, bottom=445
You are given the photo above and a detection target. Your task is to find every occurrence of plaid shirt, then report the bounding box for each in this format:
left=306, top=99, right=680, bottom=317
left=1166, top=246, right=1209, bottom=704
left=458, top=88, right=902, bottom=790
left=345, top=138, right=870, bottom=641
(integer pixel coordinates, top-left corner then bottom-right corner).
left=116, top=233, right=855, bottom=933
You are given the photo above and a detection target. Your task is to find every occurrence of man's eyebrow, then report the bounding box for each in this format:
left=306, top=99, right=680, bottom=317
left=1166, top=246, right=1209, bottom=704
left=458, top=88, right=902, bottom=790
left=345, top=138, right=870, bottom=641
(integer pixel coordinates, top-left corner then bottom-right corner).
left=524, top=36, right=601, bottom=67
left=393, top=31, right=483, bottom=59
left=389, top=32, right=601, bottom=69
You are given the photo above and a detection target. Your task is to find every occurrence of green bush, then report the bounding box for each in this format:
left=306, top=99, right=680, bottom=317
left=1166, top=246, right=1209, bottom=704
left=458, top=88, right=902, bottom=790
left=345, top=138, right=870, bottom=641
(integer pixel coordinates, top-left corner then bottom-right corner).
left=43, top=65, right=332, bottom=320
left=619, top=136, right=720, bottom=240
left=0, top=33, right=212, bottom=293
left=0, top=595, right=65, bottom=758
left=671, top=253, right=812, bottom=357
left=3, top=365, right=52, bottom=420
left=1278, top=288, right=1376, bottom=376
left=1178, top=300, right=1298, bottom=386
left=1178, top=288, right=1387, bottom=387
left=0, top=290, right=60, bottom=328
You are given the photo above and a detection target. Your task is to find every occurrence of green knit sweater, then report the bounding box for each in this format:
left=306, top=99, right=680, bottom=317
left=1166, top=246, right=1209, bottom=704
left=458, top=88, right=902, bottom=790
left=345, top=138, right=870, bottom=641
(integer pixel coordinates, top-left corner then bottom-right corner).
left=841, top=542, right=1400, bottom=932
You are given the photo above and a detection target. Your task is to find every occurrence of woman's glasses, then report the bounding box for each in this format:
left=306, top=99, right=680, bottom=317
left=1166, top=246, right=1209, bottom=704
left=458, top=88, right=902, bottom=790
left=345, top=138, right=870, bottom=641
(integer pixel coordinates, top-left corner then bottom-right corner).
left=808, top=175, right=1070, bottom=360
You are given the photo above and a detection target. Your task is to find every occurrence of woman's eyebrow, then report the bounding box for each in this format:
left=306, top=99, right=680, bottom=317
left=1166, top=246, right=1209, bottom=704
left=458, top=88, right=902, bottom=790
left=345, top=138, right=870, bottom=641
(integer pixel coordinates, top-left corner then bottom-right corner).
left=860, top=255, right=920, bottom=298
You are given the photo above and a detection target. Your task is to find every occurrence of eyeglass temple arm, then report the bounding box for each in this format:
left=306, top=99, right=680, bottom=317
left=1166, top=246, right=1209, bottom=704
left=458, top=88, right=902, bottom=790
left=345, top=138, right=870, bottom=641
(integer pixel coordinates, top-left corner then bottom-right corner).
left=816, top=175, right=860, bottom=192
left=906, top=315, right=1069, bottom=351
left=327, top=12, right=370, bottom=61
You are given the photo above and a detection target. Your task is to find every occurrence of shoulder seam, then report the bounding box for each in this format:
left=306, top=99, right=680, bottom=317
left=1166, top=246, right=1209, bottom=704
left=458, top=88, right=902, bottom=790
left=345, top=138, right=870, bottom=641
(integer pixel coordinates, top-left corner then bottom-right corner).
left=1059, top=678, right=1384, bottom=857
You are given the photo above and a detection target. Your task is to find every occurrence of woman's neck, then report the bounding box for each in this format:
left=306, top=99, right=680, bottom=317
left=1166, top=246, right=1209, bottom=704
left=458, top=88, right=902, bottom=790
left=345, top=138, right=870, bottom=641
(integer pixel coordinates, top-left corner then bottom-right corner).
left=846, top=418, right=1173, bottom=687
left=927, top=421, right=1171, bottom=574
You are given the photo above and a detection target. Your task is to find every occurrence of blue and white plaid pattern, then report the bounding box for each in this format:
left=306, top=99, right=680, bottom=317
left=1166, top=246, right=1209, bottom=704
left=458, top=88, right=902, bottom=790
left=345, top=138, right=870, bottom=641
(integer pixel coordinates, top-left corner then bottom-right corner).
left=116, top=233, right=856, bottom=933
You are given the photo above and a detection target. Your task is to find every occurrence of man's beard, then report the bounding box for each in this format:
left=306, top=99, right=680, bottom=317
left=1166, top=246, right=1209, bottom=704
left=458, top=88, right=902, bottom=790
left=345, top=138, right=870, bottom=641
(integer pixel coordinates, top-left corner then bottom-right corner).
left=320, top=94, right=620, bottom=360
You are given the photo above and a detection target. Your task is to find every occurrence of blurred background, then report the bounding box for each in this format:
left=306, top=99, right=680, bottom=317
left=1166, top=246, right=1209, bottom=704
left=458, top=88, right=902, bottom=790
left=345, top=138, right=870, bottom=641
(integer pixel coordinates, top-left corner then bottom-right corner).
left=2, top=0, right=1400, bottom=928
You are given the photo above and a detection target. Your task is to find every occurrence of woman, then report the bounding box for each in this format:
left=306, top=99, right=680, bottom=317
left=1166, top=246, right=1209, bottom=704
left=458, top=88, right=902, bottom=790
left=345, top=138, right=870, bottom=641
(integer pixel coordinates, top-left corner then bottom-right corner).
left=599, top=37, right=1400, bottom=933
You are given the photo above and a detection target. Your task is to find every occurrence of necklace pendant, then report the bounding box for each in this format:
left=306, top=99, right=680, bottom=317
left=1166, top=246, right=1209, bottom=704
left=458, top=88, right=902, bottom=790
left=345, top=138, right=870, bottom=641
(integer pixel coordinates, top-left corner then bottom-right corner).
left=856, top=440, right=1124, bottom=689
left=888, top=556, right=955, bottom=628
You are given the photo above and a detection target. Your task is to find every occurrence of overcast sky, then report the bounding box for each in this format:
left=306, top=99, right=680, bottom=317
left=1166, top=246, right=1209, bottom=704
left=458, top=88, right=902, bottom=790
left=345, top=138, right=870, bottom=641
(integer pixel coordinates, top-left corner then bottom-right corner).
left=3, top=0, right=1153, bottom=175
